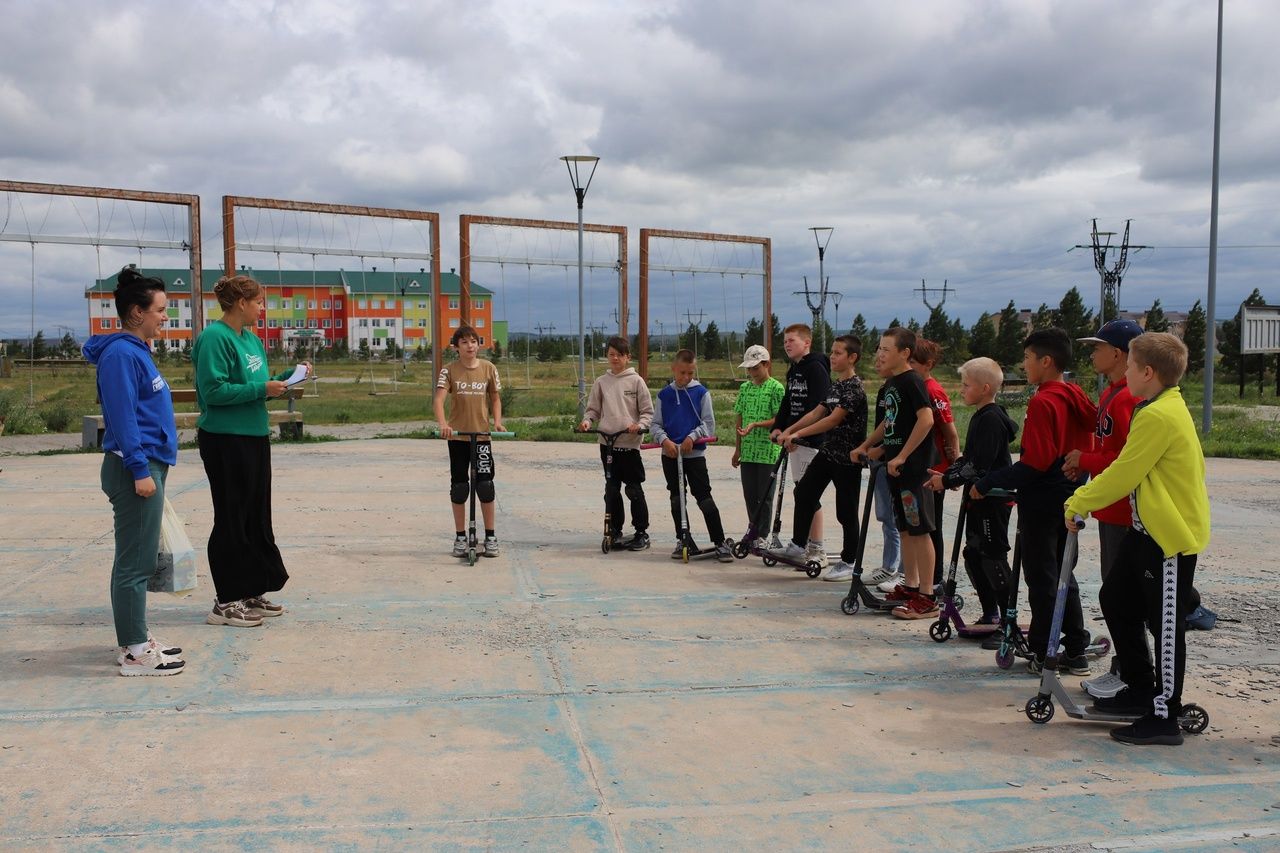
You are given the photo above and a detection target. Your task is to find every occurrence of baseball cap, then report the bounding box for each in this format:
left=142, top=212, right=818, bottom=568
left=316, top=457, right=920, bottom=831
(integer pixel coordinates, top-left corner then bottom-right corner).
left=739, top=345, right=771, bottom=368
left=1077, top=319, right=1143, bottom=352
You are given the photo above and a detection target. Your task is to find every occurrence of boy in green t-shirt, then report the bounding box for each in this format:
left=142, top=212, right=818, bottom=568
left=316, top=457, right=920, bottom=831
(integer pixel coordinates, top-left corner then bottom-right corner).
left=732, top=345, right=785, bottom=547
left=1065, top=332, right=1210, bottom=746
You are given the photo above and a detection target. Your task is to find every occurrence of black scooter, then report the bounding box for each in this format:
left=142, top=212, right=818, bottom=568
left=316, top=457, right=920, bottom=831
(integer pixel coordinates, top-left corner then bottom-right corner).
left=575, top=428, right=635, bottom=554
left=448, top=430, right=515, bottom=565
left=840, top=463, right=916, bottom=614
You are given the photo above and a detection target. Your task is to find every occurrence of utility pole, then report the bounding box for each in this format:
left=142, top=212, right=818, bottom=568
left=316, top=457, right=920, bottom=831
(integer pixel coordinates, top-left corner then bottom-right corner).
left=915, top=279, right=954, bottom=314
left=800, top=227, right=835, bottom=353
left=683, top=308, right=705, bottom=359
left=588, top=322, right=607, bottom=360
left=1074, top=220, right=1148, bottom=324
left=535, top=322, right=556, bottom=361
left=655, top=320, right=666, bottom=361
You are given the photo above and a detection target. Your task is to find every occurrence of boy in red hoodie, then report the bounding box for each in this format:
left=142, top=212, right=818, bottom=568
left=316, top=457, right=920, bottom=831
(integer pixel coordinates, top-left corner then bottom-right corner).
left=971, top=328, right=1097, bottom=675
left=1064, top=319, right=1143, bottom=697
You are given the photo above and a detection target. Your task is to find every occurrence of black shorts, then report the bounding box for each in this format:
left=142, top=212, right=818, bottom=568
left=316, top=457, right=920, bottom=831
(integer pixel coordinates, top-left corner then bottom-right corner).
left=448, top=438, right=495, bottom=484
left=890, top=470, right=935, bottom=535
left=600, top=444, right=646, bottom=484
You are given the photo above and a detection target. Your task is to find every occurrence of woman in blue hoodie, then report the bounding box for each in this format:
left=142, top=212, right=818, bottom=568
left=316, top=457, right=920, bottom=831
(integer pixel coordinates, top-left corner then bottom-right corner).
left=82, top=266, right=185, bottom=677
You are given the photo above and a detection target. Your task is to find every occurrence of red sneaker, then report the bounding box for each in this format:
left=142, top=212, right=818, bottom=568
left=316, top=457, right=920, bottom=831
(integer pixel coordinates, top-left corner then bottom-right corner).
left=892, top=594, right=940, bottom=620
left=884, top=584, right=914, bottom=602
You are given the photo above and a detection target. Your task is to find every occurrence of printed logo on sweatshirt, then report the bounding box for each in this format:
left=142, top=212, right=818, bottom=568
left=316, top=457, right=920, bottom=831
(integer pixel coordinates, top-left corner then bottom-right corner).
left=1096, top=412, right=1115, bottom=440
left=246, top=354, right=264, bottom=374
left=151, top=375, right=166, bottom=393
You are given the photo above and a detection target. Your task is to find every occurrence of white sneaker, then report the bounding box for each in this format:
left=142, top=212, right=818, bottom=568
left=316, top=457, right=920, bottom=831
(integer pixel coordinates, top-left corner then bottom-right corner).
left=864, top=566, right=899, bottom=586
left=119, top=646, right=185, bottom=677
left=821, top=561, right=857, bottom=582
left=769, top=541, right=806, bottom=562
left=1082, top=672, right=1128, bottom=699
left=752, top=537, right=769, bottom=551
left=767, top=535, right=784, bottom=550
left=877, top=572, right=904, bottom=593
left=451, top=536, right=467, bottom=557
left=116, top=635, right=181, bottom=666
left=805, top=545, right=828, bottom=567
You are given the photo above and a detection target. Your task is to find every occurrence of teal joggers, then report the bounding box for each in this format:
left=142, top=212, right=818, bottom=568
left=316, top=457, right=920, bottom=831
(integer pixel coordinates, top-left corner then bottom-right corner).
left=100, top=454, right=168, bottom=647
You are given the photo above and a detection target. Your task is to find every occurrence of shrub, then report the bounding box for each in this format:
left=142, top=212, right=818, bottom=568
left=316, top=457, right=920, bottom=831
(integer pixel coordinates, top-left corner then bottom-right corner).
left=39, top=400, right=75, bottom=433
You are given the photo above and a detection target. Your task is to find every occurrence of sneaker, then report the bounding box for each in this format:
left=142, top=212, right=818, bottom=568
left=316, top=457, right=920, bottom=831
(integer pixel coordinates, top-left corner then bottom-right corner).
left=714, top=542, right=735, bottom=563
left=973, top=612, right=1001, bottom=626
left=1027, top=655, right=1045, bottom=675
left=770, top=541, right=806, bottom=562
left=883, top=584, right=915, bottom=603
left=119, top=646, right=185, bottom=677
left=451, top=536, right=467, bottom=557
left=244, top=596, right=284, bottom=617
left=892, top=594, right=940, bottom=620
left=1082, top=672, right=1129, bottom=699
left=1092, top=687, right=1155, bottom=715
left=767, top=534, right=784, bottom=550
left=116, top=634, right=181, bottom=666
left=1186, top=604, right=1217, bottom=630
left=670, top=543, right=686, bottom=560
left=877, top=572, right=905, bottom=593
left=864, top=566, right=899, bottom=586
left=483, top=536, right=500, bottom=558
left=1110, top=712, right=1183, bottom=746
left=206, top=599, right=263, bottom=628
left=805, top=545, right=828, bottom=567
left=627, top=532, right=651, bottom=552
left=821, top=561, right=857, bottom=582
left=1059, top=654, right=1091, bottom=676
left=981, top=631, right=1006, bottom=651
left=751, top=537, right=768, bottom=552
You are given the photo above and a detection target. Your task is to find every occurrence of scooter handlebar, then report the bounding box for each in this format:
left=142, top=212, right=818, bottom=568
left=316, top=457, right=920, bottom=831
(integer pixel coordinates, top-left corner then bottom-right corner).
left=640, top=436, right=718, bottom=451
left=439, top=430, right=515, bottom=438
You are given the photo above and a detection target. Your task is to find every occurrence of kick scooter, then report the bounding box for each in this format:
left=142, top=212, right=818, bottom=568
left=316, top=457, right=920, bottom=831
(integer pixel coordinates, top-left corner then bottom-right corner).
left=930, top=488, right=1021, bottom=642
left=641, top=436, right=731, bottom=563
left=840, top=462, right=920, bottom=613
left=575, top=428, right=635, bottom=554
left=448, top=430, right=515, bottom=565
left=731, top=452, right=789, bottom=560
left=1023, top=520, right=1207, bottom=733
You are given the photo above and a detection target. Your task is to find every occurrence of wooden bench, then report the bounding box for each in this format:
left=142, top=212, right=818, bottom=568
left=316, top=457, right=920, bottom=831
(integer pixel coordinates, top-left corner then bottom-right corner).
left=82, top=388, right=304, bottom=448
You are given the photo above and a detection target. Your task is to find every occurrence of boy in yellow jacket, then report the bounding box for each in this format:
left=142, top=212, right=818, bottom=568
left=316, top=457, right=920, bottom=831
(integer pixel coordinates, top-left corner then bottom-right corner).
left=1064, top=333, right=1210, bottom=746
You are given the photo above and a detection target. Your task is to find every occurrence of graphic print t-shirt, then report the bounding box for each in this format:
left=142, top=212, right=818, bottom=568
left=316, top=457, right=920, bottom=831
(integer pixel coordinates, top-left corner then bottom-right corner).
left=820, top=375, right=868, bottom=466
left=437, top=359, right=500, bottom=438
left=880, top=369, right=936, bottom=480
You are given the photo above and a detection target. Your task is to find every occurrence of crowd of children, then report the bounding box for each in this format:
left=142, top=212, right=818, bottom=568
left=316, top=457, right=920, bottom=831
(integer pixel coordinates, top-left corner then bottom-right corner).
left=436, top=319, right=1211, bottom=747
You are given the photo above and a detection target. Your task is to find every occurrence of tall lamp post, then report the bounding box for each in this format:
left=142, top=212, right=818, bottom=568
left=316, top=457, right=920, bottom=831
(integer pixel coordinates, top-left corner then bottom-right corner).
left=803, top=227, right=834, bottom=354
left=562, top=154, right=599, bottom=420
left=399, top=275, right=420, bottom=377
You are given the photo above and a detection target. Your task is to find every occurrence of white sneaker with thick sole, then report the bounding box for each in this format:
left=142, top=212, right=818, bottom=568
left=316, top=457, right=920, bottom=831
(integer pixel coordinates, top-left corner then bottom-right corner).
left=821, top=561, right=857, bottom=582
left=864, top=566, right=899, bottom=586
left=876, top=572, right=904, bottom=593
left=119, top=647, right=185, bottom=677
left=451, top=537, right=467, bottom=557
left=769, top=541, right=806, bottom=562
left=805, top=546, right=829, bottom=567
left=116, top=635, right=181, bottom=666
left=1082, top=672, right=1128, bottom=699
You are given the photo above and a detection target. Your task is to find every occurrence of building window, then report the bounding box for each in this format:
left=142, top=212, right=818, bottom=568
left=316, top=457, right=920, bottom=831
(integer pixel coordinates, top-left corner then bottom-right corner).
left=335, top=301, right=343, bottom=310
left=322, top=319, right=332, bottom=329
left=257, top=320, right=264, bottom=328
left=321, top=300, right=330, bottom=309
left=386, top=319, right=396, bottom=328
left=307, top=300, right=316, bottom=309
left=268, top=319, right=278, bottom=328
left=371, top=300, right=381, bottom=310
left=184, top=319, right=192, bottom=328
left=473, top=299, right=484, bottom=310
left=479, top=337, right=486, bottom=345
left=267, top=299, right=278, bottom=309
left=385, top=299, right=396, bottom=310
left=372, top=319, right=381, bottom=327
left=418, top=319, right=428, bottom=328
left=417, top=301, right=428, bottom=309
left=357, top=299, right=367, bottom=309
left=475, top=318, right=485, bottom=328
left=448, top=298, right=459, bottom=310
left=168, top=319, right=179, bottom=328
left=448, top=318, right=460, bottom=328
left=358, top=319, right=368, bottom=328
left=336, top=319, right=344, bottom=328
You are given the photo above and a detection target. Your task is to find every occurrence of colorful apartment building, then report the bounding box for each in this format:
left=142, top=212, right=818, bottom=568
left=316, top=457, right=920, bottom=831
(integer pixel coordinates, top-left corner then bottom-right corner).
left=86, top=268, right=493, bottom=354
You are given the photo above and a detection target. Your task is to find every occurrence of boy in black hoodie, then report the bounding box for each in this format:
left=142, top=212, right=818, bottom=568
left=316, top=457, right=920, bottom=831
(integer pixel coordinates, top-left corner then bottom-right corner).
left=930, top=356, right=1018, bottom=623
left=768, top=323, right=832, bottom=564
left=971, top=329, right=1097, bottom=675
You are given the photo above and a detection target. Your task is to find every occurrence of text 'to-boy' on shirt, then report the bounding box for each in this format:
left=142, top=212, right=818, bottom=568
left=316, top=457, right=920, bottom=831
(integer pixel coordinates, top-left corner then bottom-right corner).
left=437, top=360, right=501, bottom=438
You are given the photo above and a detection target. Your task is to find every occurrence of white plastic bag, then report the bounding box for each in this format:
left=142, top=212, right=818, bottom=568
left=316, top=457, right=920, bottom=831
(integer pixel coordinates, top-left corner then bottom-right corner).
left=151, top=498, right=198, bottom=597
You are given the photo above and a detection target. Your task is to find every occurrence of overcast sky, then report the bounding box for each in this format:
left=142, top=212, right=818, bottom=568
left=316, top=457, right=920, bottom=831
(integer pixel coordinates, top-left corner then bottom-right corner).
left=1, top=0, right=1276, bottom=343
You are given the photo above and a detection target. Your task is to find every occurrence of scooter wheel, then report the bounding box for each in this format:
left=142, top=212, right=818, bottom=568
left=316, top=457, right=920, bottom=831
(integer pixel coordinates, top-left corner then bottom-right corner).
left=762, top=555, right=778, bottom=567
left=601, top=537, right=611, bottom=554
left=929, top=620, right=952, bottom=643
left=1092, top=636, right=1112, bottom=656
left=995, top=645, right=1014, bottom=670
left=840, top=595, right=860, bottom=616
left=804, top=560, right=822, bottom=578
left=732, top=541, right=749, bottom=559
left=467, top=547, right=477, bottom=566
left=1025, top=696, right=1055, bottom=724
left=1179, top=704, right=1209, bottom=734
left=953, top=593, right=964, bottom=612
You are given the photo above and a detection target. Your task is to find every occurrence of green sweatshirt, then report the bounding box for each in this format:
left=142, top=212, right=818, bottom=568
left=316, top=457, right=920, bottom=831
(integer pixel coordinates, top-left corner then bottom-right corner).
left=192, top=321, right=292, bottom=436
left=1065, top=385, right=1210, bottom=558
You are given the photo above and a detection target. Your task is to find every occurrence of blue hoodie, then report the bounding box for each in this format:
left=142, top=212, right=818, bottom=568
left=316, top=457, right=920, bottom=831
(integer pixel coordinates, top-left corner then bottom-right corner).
left=83, top=333, right=178, bottom=479
left=651, top=379, right=716, bottom=458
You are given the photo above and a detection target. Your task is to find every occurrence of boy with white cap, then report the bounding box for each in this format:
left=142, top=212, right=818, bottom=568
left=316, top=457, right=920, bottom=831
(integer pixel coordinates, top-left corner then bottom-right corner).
left=732, top=344, right=785, bottom=546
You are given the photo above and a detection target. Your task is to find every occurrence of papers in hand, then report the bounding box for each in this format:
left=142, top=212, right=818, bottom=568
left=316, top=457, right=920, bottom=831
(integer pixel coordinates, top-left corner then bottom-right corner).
left=283, top=364, right=310, bottom=388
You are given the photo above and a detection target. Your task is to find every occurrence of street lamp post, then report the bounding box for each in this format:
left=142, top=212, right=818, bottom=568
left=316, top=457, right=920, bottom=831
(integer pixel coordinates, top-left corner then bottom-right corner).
left=805, top=227, right=834, bottom=354
left=561, top=154, right=599, bottom=421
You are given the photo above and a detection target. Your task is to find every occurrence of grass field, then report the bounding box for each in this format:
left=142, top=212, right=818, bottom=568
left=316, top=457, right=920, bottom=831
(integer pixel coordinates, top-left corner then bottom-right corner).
left=2, top=355, right=1277, bottom=459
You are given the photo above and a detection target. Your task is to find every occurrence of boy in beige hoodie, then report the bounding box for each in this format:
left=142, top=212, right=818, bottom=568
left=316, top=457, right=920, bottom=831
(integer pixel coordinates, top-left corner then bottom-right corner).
left=579, top=336, right=655, bottom=550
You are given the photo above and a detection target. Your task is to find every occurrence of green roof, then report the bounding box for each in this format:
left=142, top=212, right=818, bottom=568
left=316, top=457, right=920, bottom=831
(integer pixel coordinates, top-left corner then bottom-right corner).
left=87, top=268, right=490, bottom=297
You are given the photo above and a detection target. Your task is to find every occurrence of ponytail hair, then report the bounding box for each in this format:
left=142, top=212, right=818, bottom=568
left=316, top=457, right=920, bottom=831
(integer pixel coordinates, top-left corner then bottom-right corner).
left=213, top=274, right=262, bottom=311
left=113, top=265, right=166, bottom=327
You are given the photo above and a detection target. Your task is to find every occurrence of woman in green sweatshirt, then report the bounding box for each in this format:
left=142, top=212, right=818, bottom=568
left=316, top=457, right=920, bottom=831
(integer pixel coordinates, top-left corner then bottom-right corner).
left=192, top=274, right=310, bottom=628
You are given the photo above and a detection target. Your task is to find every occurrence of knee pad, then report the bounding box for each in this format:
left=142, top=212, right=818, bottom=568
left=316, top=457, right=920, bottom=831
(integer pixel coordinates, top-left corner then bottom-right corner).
left=475, top=479, right=495, bottom=503
left=624, top=482, right=645, bottom=502
left=449, top=482, right=469, bottom=504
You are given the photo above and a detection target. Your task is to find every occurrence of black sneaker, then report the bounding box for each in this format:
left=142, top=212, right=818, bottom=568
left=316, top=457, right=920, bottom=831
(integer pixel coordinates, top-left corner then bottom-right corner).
left=627, top=532, right=651, bottom=552
left=1092, top=687, right=1155, bottom=715
left=1059, top=654, right=1091, bottom=676
left=981, top=632, right=1005, bottom=651
left=1111, top=712, right=1183, bottom=746
left=670, top=543, right=685, bottom=560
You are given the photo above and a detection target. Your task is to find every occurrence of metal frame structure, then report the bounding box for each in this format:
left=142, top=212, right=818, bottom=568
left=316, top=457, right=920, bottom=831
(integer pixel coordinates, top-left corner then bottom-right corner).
left=637, top=228, right=771, bottom=381
left=0, top=179, right=202, bottom=324
left=222, top=195, right=441, bottom=376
